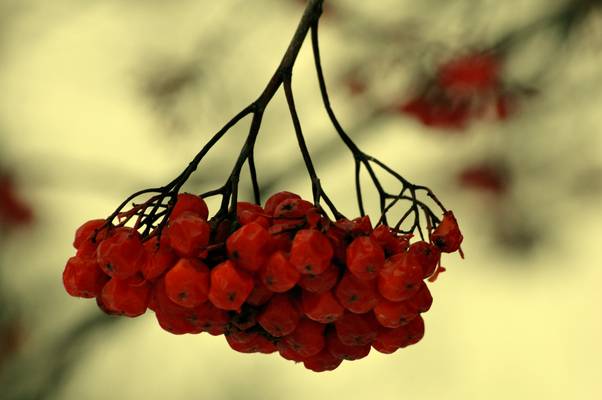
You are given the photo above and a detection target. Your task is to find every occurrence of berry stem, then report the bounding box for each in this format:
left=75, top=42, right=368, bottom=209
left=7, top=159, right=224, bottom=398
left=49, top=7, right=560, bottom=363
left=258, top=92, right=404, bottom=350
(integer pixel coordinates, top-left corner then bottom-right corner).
left=310, top=22, right=445, bottom=233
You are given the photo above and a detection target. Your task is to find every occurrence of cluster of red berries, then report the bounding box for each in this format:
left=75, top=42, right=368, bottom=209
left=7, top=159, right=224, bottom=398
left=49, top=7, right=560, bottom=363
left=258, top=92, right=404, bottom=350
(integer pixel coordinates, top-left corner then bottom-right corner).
left=400, top=52, right=514, bottom=129
left=63, top=191, right=462, bottom=372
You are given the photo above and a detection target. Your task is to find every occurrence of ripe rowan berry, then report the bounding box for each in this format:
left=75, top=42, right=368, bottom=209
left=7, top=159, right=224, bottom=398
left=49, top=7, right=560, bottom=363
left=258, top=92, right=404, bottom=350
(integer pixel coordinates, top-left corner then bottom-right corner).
left=169, top=193, right=209, bottom=221
left=326, top=330, right=371, bottom=361
left=151, top=278, right=203, bottom=334
left=406, top=282, right=433, bottom=313
left=335, top=272, right=379, bottom=314
left=236, top=202, right=270, bottom=227
left=303, top=349, right=343, bottom=372
left=165, top=213, right=211, bottom=258
left=301, top=290, right=344, bottom=323
left=264, top=191, right=301, bottom=216
left=245, top=278, right=274, bottom=306
left=289, top=229, right=333, bottom=275
left=346, top=236, right=385, bottom=280
left=334, top=312, right=379, bottom=346
left=377, top=253, right=422, bottom=302
left=280, top=318, right=325, bottom=358
left=227, top=222, right=272, bottom=272
left=226, top=330, right=277, bottom=354
left=370, top=225, right=408, bottom=256
left=269, top=232, right=293, bottom=253
left=63, top=256, right=109, bottom=298
left=208, top=260, right=254, bottom=311
left=277, top=340, right=307, bottom=362
left=189, top=301, right=230, bottom=335
left=142, top=237, right=177, bottom=280
left=100, top=278, right=150, bottom=317
left=297, top=263, right=339, bottom=293
left=164, top=258, right=210, bottom=308
left=437, top=53, right=500, bottom=94
left=73, top=219, right=108, bottom=249
left=257, top=294, right=301, bottom=337
left=407, top=241, right=441, bottom=279
left=373, top=298, right=417, bottom=328
left=430, top=211, right=463, bottom=253
left=273, top=198, right=314, bottom=219
left=96, top=227, right=145, bottom=280
left=260, top=251, right=300, bottom=293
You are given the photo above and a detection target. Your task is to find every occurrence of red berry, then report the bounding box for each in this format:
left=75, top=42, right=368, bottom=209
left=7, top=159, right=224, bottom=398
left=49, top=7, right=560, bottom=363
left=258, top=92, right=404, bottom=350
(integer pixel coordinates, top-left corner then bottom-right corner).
left=346, top=236, right=385, bottom=280
left=245, top=278, right=274, bottom=306
left=430, top=211, right=463, bottom=253
left=407, top=241, right=441, bottom=279
left=270, top=232, right=293, bottom=253
left=164, top=258, right=210, bottom=308
left=280, top=319, right=325, bottom=358
left=165, top=213, right=211, bottom=258
left=351, top=216, right=373, bottom=235
left=334, top=312, right=379, bottom=346
left=63, top=256, right=108, bottom=298
left=370, top=225, right=408, bottom=256
left=403, top=315, right=425, bottom=346
left=237, top=202, right=269, bottom=227
left=301, top=290, right=344, bottom=323
left=290, top=229, right=333, bottom=275
left=100, top=278, right=150, bottom=317
left=227, top=222, right=272, bottom=272
left=142, top=237, right=177, bottom=280
left=326, top=330, right=371, bottom=361
left=151, top=278, right=201, bottom=334
left=96, top=227, right=145, bottom=279
left=169, top=193, right=209, bottom=221
left=257, top=294, right=301, bottom=337
left=406, top=282, right=433, bottom=313
left=335, top=272, right=379, bottom=314
left=260, top=251, right=300, bottom=293
left=264, top=191, right=301, bottom=216
left=438, top=53, right=500, bottom=94
left=325, top=225, right=347, bottom=263
left=372, top=315, right=426, bottom=354
left=73, top=219, right=107, bottom=249
left=226, top=330, right=277, bottom=354
left=189, top=302, right=230, bottom=336
left=273, top=198, right=313, bottom=219
left=298, top=263, right=339, bottom=293
left=377, top=253, right=422, bottom=302
left=208, top=260, right=254, bottom=311
left=277, top=341, right=307, bottom=362
left=303, top=349, right=343, bottom=372
left=373, top=298, right=417, bottom=328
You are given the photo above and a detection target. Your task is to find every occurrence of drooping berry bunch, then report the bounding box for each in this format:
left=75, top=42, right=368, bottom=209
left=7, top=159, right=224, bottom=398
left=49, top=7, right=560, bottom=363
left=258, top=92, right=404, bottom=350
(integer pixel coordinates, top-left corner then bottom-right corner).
left=61, top=0, right=463, bottom=372
left=63, top=191, right=462, bottom=371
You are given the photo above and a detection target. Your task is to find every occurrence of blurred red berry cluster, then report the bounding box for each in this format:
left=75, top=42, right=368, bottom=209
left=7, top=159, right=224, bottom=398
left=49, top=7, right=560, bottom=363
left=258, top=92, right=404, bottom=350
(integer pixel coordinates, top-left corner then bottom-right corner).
left=63, top=192, right=462, bottom=372
left=400, top=52, right=514, bottom=129
left=0, top=174, right=33, bottom=229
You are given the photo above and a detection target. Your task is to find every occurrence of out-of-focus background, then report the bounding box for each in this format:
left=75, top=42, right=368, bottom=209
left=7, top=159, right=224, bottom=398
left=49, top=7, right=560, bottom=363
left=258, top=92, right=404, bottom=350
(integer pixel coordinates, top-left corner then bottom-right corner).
left=0, top=0, right=601, bottom=399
